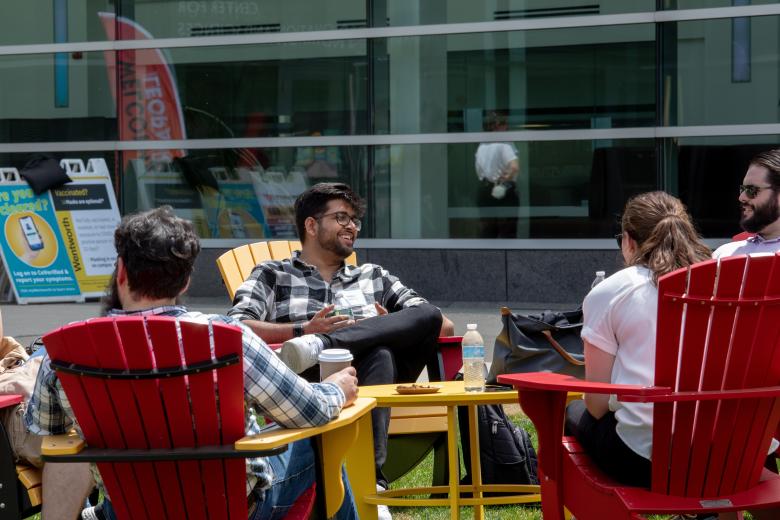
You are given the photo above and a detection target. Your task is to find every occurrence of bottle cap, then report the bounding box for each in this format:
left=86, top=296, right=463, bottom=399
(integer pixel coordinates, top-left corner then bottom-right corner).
left=596, top=271, right=605, bottom=276
left=466, top=323, right=477, bottom=330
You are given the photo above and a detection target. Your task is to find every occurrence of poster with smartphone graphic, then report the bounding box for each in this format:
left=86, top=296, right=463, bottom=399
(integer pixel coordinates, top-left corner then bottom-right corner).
left=200, top=167, right=270, bottom=239
left=50, top=159, right=121, bottom=297
left=0, top=178, right=81, bottom=303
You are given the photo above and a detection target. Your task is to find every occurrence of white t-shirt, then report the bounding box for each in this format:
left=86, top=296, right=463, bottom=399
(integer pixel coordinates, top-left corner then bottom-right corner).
left=581, top=265, right=657, bottom=459
left=475, top=143, right=518, bottom=182
left=712, top=236, right=780, bottom=258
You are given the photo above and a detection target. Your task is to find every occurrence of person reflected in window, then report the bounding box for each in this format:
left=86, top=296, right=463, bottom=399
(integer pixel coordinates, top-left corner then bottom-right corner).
left=475, top=110, right=520, bottom=238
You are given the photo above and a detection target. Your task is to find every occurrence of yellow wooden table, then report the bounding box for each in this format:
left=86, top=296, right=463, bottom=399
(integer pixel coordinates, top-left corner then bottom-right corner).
left=358, top=381, right=540, bottom=520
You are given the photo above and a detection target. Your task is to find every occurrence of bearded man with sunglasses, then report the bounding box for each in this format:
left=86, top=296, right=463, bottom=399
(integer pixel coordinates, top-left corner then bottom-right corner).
left=713, top=149, right=780, bottom=259
left=228, top=182, right=454, bottom=519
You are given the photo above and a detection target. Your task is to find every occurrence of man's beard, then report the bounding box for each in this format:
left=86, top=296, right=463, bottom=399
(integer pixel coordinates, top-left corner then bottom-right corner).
left=741, top=194, right=780, bottom=233
left=317, top=229, right=353, bottom=259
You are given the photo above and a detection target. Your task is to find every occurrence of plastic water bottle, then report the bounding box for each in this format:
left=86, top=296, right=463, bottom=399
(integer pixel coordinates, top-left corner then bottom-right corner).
left=591, top=270, right=606, bottom=289
left=462, top=323, right=485, bottom=392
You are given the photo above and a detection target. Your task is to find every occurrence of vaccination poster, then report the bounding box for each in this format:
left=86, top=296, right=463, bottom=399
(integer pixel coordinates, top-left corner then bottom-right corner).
left=0, top=183, right=81, bottom=302
left=51, top=159, right=122, bottom=297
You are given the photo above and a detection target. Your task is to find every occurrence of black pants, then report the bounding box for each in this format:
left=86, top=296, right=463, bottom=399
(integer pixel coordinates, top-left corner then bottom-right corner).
left=564, top=399, right=651, bottom=488
left=323, top=303, right=443, bottom=488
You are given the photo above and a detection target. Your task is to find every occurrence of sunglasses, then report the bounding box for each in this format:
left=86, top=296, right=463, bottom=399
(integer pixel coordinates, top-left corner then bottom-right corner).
left=739, top=184, right=774, bottom=199
left=615, top=233, right=623, bottom=248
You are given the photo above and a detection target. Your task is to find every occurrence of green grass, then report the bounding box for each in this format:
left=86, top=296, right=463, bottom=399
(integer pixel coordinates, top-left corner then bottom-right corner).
left=388, top=405, right=543, bottom=519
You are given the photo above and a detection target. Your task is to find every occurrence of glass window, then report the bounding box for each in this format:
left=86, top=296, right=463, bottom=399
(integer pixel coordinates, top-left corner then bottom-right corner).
left=120, top=139, right=656, bottom=240
left=121, top=1, right=653, bottom=40
left=0, top=2, right=114, bottom=46
left=0, top=52, right=116, bottom=143
left=668, top=1, right=779, bottom=9
left=667, top=135, right=780, bottom=238
left=663, top=15, right=780, bottom=126
left=120, top=146, right=368, bottom=239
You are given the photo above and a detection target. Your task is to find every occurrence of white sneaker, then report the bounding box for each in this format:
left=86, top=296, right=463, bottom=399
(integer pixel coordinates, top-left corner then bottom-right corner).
left=376, top=484, right=392, bottom=520
left=278, top=334, right=323, bottom=373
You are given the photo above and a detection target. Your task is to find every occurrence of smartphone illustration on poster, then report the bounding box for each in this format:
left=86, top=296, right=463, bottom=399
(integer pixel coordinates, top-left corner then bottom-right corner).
left=19, top=216, right=44, bottom=251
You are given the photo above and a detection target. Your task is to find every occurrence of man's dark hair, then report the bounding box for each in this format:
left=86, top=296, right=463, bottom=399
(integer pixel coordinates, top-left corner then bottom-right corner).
left=750, top=148, right=780, bottom=189
left=114, top=205, right=201, bottom=299
left=294, top=183, right=366, bottom=242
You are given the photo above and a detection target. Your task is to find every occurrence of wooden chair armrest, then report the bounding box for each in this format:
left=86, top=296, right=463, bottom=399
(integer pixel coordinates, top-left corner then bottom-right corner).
left=0, top=394, right=22, bottom=409
left=41, top=432, right=85, bottom=456
left=235, top=397, right=376, bottom=451
left=620, top=385, right=780, bottom=403
left=498, top=372, right=669, bottom=397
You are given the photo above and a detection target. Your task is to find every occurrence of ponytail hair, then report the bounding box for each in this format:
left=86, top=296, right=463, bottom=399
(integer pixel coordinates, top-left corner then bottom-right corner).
left=622, top=191, right=711, bottom=285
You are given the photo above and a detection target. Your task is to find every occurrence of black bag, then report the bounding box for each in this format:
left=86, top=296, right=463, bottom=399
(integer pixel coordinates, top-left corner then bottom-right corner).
left=487, top=306, right=585, bottom=384
left=19, top=154, right=72, bottom=195
left=458, top=403, right=539, bottom=488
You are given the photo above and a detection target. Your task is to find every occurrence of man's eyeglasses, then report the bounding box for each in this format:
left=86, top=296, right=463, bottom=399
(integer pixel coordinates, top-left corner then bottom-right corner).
left=316, top=211, right=362, bottom=231
left=739, top=184, right=774, bottom=199
left=615, top=233, right=623, bottom=248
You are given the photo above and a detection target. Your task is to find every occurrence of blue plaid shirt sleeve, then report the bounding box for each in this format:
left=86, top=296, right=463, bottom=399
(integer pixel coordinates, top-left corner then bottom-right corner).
left=24, top=355, right=74, bottom=436
left=217, top=316, right=346, bottom=427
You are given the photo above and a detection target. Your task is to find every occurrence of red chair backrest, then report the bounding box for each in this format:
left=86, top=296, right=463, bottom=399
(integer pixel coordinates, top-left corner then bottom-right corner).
left=43, top=316, right=248, bottom=520
left=652, top=254, right=780, bottom=497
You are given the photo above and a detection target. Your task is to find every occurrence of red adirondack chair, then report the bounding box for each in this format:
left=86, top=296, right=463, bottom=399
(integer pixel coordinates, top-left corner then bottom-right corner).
left=499, top=253, right=780, bottom=519
left=38, top=316, right=371, bottom=520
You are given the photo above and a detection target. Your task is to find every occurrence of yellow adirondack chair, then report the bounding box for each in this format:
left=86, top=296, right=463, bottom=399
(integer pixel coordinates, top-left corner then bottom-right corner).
left=216, top=240, right=453, bottom=485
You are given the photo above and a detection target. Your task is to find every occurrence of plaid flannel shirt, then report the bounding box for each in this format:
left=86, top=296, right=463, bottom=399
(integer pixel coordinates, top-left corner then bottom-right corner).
left=228, top=250, right=428, bottom=323
left=24, top=305, right=346, bottom=496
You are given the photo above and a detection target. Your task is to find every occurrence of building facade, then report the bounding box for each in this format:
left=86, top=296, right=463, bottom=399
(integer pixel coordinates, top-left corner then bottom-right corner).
left=1, top=1, right=777, bottom=304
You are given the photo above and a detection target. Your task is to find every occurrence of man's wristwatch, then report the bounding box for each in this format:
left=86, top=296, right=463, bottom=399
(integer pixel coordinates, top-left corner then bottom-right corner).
left=293, top=322, right=304, bottom=337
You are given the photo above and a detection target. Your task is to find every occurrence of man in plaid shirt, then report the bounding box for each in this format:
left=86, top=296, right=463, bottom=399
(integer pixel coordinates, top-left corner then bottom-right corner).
left=228, top=183, right=454, bottom=516
left=25, top=206, right=359, bottom=520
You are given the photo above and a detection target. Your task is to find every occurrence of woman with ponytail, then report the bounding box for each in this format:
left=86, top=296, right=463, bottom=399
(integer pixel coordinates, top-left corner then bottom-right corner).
left=565, top=191, right=711, bottom=488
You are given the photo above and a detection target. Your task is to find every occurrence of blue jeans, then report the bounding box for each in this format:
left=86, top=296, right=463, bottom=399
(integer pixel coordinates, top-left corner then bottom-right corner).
left=98, top=439, right=357, bottom=520
left=250, top=438, right=358, bottom=520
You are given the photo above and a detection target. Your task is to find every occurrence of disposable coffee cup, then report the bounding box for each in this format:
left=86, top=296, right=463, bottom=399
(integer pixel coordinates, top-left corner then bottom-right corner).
left=318, top=348, right=353, bottom=381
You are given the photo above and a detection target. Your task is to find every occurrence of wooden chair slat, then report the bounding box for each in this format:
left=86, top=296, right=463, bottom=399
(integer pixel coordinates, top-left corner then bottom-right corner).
left=233, top=244, right=257, bottom=282
left=115, top=318, right=188, bottom=518
left=666, top=261, right=718, bottom=496
left=248, top=241, right=273, bottom=265
left=715, top=256, right=775, bottom=494
left=145, top=318, right=209, bottom=520
left=731, top=256, right=780, bottom=489
left=213, top=322, right=250, bottom=520
left=686, top=258, right=744, bottom=496
left=89, top=320, right=169, bottom=519
left=216, top=249, right=246, bottom=300
left=179, top=320, right=230, bottom=520
left=268, top=240, right=293, bottom=260
left=652, top=265, right=689, bottom=493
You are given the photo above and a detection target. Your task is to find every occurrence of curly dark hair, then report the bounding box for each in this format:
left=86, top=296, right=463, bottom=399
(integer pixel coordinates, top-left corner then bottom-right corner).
left=113, top=205, right=201, bottom=299
left=294, top=183, right=365, bottom=243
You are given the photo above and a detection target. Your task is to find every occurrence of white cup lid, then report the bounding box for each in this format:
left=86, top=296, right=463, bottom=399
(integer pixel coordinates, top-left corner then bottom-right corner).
left=318, top=348, right=353, bottom=363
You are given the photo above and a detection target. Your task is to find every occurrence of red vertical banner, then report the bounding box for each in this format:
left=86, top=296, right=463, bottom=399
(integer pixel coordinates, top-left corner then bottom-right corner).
left=98, top=12, right=187, bottom=165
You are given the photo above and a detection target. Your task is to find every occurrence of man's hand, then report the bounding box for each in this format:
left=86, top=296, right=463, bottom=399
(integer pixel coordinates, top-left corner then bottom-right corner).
left=305, top=305, right=354, bottom=334
left=374, top=302, right=388, bottom=316
left=324, top=366, right=359, bottom=406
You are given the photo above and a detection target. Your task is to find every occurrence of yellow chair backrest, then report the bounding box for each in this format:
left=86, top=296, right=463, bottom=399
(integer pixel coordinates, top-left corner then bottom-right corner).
left=217, top=240, right=358, bottom=299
